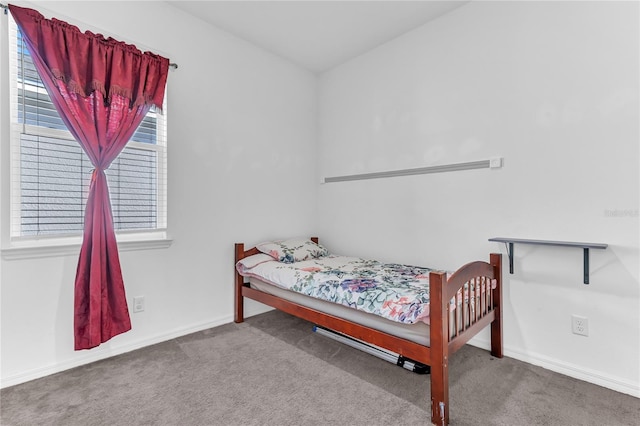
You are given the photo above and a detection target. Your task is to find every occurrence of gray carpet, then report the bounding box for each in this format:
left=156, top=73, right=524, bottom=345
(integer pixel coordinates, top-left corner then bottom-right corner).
left=1, top=310, right=639, bottom=425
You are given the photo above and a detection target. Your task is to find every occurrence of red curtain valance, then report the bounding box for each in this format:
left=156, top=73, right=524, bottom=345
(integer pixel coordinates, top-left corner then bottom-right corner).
left=9, top=4, right=169, bottom=109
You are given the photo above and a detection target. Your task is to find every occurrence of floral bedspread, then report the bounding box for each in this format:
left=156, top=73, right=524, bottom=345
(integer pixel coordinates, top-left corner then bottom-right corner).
left=237, top=254, right=437, bottom=324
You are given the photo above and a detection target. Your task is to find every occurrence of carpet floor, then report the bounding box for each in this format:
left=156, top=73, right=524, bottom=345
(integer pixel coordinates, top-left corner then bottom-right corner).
left=1, top=310, right=639, bottom=425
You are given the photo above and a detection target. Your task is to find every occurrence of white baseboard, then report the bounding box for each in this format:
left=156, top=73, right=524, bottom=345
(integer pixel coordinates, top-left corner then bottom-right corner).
left=0, top=315, right=232, bottom=389
left=468, top=337, right=640, bottom=398
left=8, top=307, right=635, bottom=401
left=244, top=303, right=275, bottom=318
left=1, top=305, right=276, bottom=389
left=250, top=305, right=639, bottom=398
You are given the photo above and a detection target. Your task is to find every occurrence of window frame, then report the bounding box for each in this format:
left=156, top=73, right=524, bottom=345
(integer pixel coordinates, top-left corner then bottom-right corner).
left=1, top=12, right=171, bottom=260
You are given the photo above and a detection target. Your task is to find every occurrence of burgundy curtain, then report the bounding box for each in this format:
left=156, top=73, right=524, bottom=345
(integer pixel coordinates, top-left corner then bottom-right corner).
left=9, top=5, right=170, bottom=350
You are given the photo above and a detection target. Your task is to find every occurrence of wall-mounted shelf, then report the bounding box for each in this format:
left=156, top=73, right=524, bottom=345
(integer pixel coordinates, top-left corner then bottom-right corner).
left=323, top=157, right=503, bottom=183
left=488, top=237, right=608, bottom=284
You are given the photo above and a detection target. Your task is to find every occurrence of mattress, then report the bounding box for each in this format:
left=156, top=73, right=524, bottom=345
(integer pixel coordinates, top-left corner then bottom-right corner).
left=249, top=277, right=431, bottom=346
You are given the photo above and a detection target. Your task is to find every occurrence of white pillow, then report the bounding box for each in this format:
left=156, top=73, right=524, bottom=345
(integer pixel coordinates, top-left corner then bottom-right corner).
left=256, top=238, right=329, bottom=263
left=236, top=253, right=275, bottom=270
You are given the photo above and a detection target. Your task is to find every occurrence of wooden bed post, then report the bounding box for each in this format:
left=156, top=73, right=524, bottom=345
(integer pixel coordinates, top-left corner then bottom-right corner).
left=429, top=270, right=449, bottom=425
left=234, top=243, right=245, bottom=323
left=490, top=253, right=503, bottom=358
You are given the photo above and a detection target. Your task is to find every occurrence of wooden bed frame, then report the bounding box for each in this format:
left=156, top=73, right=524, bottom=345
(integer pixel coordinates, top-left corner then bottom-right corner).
left=234, top=238, right=503, bottom=425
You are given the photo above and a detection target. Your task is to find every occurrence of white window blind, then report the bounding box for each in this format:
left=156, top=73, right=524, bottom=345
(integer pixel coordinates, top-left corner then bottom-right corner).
left=8, top=16, right=168, bottom=240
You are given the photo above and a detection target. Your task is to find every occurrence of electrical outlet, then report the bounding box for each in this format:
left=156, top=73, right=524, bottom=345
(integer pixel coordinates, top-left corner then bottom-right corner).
left=571, top=315, right=588, bottom=336
left=133, top=296, right=145, bottom=313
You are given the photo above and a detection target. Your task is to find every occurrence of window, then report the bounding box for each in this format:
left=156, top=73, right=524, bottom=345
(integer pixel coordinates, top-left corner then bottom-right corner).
left=7, top=16, right=167, bottom=246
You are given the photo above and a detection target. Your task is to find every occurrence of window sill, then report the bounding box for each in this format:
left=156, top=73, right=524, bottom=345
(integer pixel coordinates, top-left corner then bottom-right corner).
left=1, top=234, right=173, bottom=261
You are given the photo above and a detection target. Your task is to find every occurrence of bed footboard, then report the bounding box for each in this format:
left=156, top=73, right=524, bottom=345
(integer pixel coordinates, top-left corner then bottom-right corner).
left=429, top=253, right=503, bottom=425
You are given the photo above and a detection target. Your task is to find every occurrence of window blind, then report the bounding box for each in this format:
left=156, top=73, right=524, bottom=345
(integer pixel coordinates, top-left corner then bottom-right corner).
left=9, top=16, right=168, bottom=239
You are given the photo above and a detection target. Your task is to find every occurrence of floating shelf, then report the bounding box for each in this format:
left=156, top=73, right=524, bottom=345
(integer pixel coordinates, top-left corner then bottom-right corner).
left=488, top=237, right=608, bottom=284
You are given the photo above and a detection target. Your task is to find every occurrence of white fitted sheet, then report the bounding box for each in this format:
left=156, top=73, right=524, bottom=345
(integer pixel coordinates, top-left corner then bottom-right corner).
left=249, top=277, right=430, bottom=346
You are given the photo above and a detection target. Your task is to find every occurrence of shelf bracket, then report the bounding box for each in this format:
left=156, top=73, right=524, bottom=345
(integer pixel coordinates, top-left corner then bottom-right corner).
left=503, top=242, right=514, bottom=274
left=583, top=248, right=589, bottom=285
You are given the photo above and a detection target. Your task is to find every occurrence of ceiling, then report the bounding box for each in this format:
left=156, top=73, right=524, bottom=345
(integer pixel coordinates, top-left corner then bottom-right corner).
left=167, top=1, right=469, bottom=73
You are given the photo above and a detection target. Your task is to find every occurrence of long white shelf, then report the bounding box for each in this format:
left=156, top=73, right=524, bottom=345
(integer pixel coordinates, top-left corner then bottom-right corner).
left=323, top=158, right=502, bottom=183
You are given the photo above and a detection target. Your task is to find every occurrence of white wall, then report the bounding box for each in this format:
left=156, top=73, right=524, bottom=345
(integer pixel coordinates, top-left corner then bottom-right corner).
left=0, top=1, right=318, bottom=387
left=318, top=1, right=639, bottom=396
left=2, top=0, right=638, bottom=399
